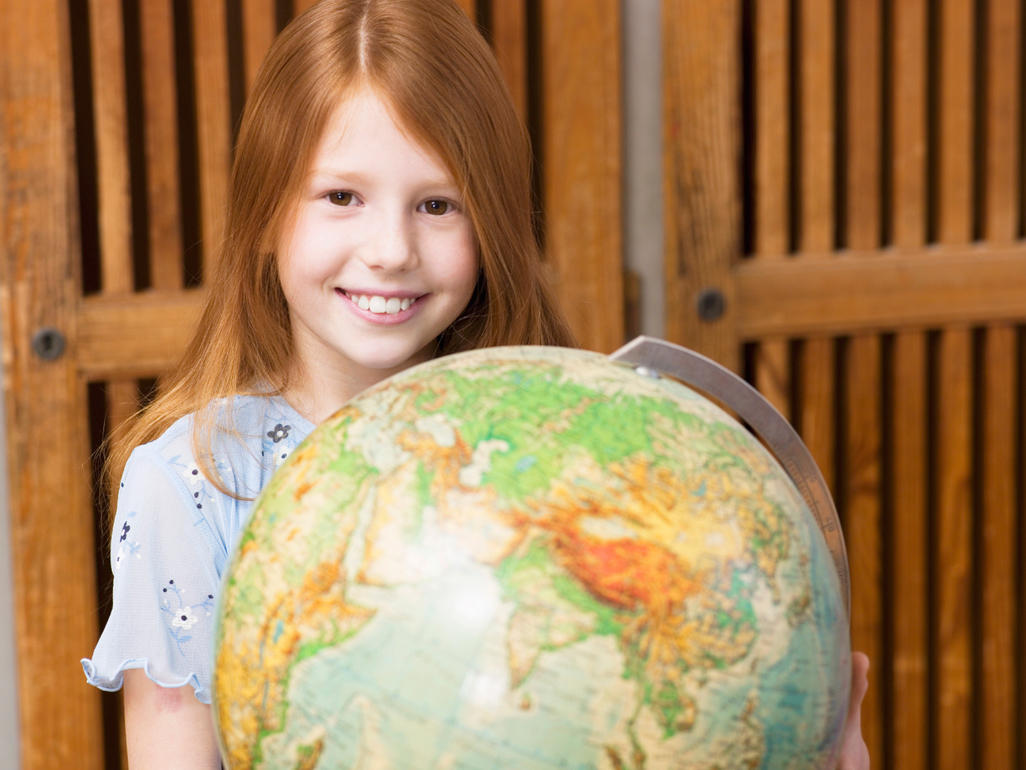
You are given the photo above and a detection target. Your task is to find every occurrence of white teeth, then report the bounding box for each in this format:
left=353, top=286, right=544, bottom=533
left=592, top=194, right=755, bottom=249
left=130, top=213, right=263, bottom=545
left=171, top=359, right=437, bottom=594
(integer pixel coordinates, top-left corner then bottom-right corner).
left=349, top=293, right=415, bottom=315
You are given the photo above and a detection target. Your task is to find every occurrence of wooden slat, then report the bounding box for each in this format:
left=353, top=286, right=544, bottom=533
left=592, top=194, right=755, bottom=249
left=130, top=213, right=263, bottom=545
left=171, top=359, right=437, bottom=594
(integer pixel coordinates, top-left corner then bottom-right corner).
left=979, top=324, right=1018, bottom=770
left=796, top=0, right=836, bottom=491
left=982, top=0, right=1021, bottom=241
left=890, top=0, right=928, bottom=248
left=1, top=0, right=104, bottom=766
left=490, top=0, right=527, bottom=120
left=888, top=0, right=929, bottom=766
left=844, top=0, right=882, bottom=248
left=933, top=1, right=975, bottom=765
left=141, top=0, right=184, bottom=291
left=734, top=246, right=1026, bottom=338
left=936, top=0, right=974, bottom=245
left=1021, top=328, right=1026, bottom=768
left=292, top=0, right=320, bottom=14
left=89, top=0, right=133, bottom=293
left=843, top=0, right=884, bottom=762
left=191, top=0, right=231, bottom=280
left=106, top=382, right=140, bottom=436
left=842, top=332, right=882, bottom=760
left=242, top=0, right=277, bottom=92
left=453, top=0, right=475, bottom=19
left=753, top=0, right=789, bottom=256
left=933, top=327, right=974, bottom=769
left=540, top=0, right=623, bottom=354
left=77, top=291, right=205, bottom=379
left=889, top=331, right=928, bottom=769
left=978, top=3, right=1021, bottom=766
left=662, top=0, right=742, bottom=370
left=751, top=0, right=791, bottom=419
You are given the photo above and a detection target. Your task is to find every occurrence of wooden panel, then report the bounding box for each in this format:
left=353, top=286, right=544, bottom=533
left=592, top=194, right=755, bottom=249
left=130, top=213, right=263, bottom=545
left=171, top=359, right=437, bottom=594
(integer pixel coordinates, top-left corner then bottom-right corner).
left=750, top=0, right=791, bottom=419
left=77, top=291, right=206, bottom=379
left=734, top=246, right=1026, bottom=337
left=89, top=0, right=133, bottom=294
left=141, top=0, right=184, bottom=290
left=843, top=0, right=884, bottom=763
left=933, top=1, right=975, bottom=765
left=453, top=0, right=475, bottom=18
left=540, top=0, right=623, bottom=354
left=888, top=0, right=929, bottom=766
left=662, top=0, right=741, bottom=370
left=978, top=3, right=1021, bottom=767
left=191, top=0, right=231, bottom=279
left=796, top=0, right=836, bottom=490
left=490, top=0, right=527, bottom=119
left=1, top=0, right=104, bottom=766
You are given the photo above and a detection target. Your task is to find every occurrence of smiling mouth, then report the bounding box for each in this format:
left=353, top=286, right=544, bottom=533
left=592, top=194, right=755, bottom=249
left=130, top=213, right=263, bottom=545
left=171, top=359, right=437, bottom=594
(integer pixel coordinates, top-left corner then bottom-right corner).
left=341, top=290, right=420, bottom=315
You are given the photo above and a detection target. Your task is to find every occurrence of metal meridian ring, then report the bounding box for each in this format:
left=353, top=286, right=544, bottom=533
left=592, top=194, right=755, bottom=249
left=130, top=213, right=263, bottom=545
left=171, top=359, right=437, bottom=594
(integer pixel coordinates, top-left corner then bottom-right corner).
left=609, top=336, right=851, bottom=619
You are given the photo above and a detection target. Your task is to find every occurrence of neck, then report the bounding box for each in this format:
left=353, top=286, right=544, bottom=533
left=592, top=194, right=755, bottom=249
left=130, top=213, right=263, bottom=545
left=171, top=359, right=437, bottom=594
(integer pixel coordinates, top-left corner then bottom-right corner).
left=282, top=370, right=369, bottom=425
left=282, top=357, right=422, bottom=425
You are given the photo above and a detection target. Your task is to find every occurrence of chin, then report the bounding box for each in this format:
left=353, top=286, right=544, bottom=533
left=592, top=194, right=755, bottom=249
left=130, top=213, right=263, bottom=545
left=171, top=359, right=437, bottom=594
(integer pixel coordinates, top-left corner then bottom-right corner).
left=353, top=343, right=434, bottom=376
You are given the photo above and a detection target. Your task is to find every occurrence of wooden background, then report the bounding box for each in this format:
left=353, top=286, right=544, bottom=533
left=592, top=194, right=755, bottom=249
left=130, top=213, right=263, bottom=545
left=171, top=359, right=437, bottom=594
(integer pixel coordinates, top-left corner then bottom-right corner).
left=1, top=0, right=1024, bottom=768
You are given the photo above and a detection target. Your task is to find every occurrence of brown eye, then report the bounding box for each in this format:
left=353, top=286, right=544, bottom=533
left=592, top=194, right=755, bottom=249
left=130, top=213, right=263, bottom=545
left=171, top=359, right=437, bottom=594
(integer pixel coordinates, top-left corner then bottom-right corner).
left=327, top=191, right=354, bottom=206
left=422, top=199, right=451, bottom=216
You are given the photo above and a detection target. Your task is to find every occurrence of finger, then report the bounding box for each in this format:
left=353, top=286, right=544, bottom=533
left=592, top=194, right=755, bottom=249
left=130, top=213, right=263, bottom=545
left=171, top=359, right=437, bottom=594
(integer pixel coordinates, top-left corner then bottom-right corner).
left=837, top=651, right=871, bottom=770
left=849, top=651, right=869, bottom=708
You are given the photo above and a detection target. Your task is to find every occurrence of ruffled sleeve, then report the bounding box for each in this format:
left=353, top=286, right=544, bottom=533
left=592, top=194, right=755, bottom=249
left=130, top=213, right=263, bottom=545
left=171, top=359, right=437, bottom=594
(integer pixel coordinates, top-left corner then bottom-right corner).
left=81, top=441, right=224, bottom=704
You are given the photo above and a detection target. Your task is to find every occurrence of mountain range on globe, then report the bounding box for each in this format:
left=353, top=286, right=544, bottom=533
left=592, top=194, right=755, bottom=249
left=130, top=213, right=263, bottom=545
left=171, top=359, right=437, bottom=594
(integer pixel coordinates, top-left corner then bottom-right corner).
left=214, top=345, right=850, bottom=769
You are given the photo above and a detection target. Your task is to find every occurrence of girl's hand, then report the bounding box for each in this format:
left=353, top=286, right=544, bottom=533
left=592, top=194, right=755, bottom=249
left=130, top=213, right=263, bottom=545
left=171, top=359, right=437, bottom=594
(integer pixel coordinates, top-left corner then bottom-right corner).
left=836, top=651, right=871, bottom=769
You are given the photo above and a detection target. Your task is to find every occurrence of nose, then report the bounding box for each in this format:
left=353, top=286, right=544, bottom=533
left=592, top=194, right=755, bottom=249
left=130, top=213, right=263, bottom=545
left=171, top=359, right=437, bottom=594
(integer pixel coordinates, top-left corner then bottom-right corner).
left=362, top=209, right=418, bottom=272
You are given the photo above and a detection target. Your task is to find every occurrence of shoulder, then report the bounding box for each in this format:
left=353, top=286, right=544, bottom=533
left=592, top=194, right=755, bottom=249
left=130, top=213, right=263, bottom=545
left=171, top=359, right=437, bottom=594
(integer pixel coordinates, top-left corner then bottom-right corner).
left=124, top=393, right=315, bottom=498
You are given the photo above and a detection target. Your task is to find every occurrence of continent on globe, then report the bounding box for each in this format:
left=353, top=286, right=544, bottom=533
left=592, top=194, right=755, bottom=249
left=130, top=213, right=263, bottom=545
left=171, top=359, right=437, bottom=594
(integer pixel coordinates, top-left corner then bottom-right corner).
left=214, top=345, right=851, bottom=769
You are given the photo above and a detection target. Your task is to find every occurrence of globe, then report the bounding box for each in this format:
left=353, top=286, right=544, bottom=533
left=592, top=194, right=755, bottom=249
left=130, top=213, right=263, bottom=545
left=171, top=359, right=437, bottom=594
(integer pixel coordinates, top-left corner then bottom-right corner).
left=213, top=344, right=851, bottom=769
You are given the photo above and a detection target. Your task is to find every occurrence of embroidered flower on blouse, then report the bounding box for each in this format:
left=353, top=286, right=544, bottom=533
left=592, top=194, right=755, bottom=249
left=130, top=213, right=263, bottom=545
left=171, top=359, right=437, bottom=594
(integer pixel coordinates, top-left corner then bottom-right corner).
left=113, top=514, right=141, bottom=571
left=267, top=423, right=291, bottom=443
left=171, top=606, right=199, bottom=630
left=181, top=462, right=203, bottom=488
left=274, top=448, right=291, bottom=469
left=114, top=539, right=141, bottom=570
left=160, top=578, right=216, bottom=653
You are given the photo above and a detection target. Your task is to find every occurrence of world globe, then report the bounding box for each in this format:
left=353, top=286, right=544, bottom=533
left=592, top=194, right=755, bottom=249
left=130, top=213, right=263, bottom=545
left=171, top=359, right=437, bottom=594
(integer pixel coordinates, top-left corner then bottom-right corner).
left=213, top=341, right=851, bottom=769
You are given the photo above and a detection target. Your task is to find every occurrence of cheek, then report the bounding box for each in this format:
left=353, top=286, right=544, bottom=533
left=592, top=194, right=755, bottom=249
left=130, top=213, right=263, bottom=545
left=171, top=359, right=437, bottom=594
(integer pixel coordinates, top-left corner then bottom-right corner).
left=278, top=221, right=340, bottom=286
left=443, top=230, right=480, bottom=293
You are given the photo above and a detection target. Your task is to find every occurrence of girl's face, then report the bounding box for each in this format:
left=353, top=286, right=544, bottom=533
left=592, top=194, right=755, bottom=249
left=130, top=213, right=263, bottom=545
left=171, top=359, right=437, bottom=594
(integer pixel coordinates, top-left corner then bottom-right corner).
left=277, top=87, right=478, bottom=404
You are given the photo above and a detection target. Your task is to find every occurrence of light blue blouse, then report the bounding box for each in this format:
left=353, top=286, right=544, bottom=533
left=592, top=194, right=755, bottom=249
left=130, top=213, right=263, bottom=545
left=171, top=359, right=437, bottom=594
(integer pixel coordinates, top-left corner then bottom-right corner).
left=81, top=394, right=315, bottom=704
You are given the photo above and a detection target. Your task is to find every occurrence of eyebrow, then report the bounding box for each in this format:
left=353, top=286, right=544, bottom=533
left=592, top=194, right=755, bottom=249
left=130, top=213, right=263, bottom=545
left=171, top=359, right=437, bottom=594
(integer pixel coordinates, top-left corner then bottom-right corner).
left=309, top=169, right=459, bottom=191
left=308, top=169, right=370, bottom=184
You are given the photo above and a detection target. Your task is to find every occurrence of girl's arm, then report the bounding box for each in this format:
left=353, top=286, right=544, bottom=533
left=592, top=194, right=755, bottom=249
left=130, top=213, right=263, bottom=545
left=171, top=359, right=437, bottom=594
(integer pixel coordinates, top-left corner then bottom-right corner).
left=123, top=669, right=221, bottom=768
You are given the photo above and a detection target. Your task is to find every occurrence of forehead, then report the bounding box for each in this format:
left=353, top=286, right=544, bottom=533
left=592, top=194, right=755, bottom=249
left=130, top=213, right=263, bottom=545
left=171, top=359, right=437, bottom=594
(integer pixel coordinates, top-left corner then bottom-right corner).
left=309, top=87, right=452, bottom=181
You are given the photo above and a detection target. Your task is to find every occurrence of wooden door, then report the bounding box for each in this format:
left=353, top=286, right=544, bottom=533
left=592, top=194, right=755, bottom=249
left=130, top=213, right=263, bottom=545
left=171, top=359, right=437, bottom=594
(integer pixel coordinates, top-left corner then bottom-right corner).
left=665, top=1, right=1026, bottom=768
left=0, top=1, right=623, bottom=766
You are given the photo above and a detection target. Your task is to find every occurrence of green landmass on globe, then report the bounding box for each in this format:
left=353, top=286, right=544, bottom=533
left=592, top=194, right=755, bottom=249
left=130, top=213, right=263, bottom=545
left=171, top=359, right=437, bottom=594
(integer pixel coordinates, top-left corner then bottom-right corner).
left=213, top=345, right=850, bottom=769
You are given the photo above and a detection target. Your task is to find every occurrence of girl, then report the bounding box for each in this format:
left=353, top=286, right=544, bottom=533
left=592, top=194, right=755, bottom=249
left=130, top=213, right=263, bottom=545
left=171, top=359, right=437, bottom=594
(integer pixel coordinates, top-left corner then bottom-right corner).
left=82, top=1, right=869, bottom=767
